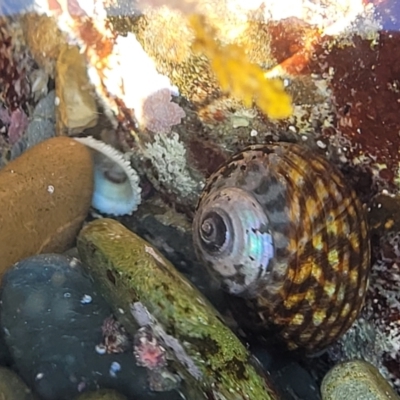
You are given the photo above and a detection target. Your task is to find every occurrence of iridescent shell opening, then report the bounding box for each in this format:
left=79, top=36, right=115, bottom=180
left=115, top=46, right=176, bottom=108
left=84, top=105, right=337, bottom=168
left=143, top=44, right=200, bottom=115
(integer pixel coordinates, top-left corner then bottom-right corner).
left=193, top=187, right=275, bottom=296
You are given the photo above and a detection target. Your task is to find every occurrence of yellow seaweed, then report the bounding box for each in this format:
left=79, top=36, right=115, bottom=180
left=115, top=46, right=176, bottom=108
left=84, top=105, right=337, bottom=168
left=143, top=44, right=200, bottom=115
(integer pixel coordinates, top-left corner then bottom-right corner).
left=189, top=14, right=293, bottom=119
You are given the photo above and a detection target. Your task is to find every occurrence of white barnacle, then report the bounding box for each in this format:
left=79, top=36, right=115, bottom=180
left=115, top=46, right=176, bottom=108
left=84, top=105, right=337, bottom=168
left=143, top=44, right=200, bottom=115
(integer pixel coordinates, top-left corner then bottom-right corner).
left=74, top=136, right=141, bottom=215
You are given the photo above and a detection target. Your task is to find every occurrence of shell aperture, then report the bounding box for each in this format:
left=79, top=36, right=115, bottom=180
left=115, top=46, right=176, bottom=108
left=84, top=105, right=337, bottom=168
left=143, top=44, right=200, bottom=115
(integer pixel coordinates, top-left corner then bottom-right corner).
left=193, top=186, right=275, bottom=296
left=199, top=211, right=228, bottom=252
left=193, top=142, right=370, bottom=353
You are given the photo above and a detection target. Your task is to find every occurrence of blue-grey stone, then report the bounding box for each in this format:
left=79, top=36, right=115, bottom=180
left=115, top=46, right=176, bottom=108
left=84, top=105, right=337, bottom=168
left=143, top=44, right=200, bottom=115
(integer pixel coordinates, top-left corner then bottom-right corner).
left=1, top=254, right=182, bottom=400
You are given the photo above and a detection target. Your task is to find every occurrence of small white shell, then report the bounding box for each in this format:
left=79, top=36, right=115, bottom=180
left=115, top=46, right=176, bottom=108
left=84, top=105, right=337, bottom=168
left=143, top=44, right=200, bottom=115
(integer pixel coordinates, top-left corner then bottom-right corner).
left=74, top=136, right=141, bottom=216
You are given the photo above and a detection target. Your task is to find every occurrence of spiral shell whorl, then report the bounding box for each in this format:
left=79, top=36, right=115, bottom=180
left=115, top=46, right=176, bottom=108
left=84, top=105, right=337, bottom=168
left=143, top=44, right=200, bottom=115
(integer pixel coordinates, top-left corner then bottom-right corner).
left=193, top=143, right=370, bottom=353
left=193, top=186, right=274, bottom=295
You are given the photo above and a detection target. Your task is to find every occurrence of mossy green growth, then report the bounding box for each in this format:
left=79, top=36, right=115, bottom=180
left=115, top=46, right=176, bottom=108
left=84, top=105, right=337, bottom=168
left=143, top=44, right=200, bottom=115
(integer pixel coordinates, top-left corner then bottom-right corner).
left=321, top=360, right=400, bottom=400
left=77, top=218, right=277, bottom=400
left=74, top=389, right=127, bottom=400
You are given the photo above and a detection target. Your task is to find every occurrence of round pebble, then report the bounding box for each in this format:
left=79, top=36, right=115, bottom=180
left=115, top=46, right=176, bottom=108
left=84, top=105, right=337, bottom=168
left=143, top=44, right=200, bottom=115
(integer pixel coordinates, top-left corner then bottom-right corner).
left=321, top=360, right=400, bottom=400
left=0, top=137, right=94, bottom=276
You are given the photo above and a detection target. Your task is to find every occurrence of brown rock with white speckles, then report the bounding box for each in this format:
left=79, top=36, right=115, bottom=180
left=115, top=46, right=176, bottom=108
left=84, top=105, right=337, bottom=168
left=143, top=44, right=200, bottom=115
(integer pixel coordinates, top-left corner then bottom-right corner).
left=0, top=136, right=94, bottom=277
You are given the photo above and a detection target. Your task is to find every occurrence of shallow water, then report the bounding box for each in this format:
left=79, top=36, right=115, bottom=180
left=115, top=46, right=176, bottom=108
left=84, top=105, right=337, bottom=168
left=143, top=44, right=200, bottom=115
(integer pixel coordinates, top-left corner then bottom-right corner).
left=1, top=1, right=400, bottom=399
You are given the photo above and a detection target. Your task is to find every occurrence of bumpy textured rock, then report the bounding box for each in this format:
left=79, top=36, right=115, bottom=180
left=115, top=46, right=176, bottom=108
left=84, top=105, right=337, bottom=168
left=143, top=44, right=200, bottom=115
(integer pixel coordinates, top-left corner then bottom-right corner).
left=321, top=360, right=399, bottom=400
left=77, top=218, right=279, bottom=400
left=0, top=367, right=37, bottom=400
left=0, top=137, right=94, bottom=277
left=0, top=254, right=181, bottom=400
left=22, top=13, right=65, bottom=76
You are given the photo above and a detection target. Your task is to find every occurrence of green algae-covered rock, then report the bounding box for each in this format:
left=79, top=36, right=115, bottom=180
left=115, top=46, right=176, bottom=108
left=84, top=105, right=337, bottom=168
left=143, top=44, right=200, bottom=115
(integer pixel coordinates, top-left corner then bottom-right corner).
left=0, top=367, right=37, bottom=400
left=321, top=360, right=400, bottom=400
left=74, top=389, right=127, bottom=400
left=77, top=218, right=278, bottom=400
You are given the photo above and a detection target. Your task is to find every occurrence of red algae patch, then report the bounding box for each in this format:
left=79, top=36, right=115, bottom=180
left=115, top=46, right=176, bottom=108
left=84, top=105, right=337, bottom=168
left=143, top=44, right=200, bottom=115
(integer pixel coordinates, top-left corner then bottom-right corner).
left=318, top=33, right=400, bottom=186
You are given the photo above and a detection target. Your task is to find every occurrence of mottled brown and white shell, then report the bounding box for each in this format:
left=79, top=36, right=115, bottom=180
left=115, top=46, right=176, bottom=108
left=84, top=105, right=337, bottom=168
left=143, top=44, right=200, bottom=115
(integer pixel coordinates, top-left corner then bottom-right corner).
left=192, top=143, right=370, bottom=354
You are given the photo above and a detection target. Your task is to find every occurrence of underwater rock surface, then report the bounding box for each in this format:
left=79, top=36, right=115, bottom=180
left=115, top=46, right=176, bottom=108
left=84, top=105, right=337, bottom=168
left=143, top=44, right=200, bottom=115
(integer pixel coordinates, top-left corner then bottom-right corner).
left=0, top=366, right=38, bottom=400
left=74, top=388, right=127, bottom=400
left=77, top=218, right=279, bottom=400
left=55, top=45, right=98, bottom=135
left=0, top=254, right=182, bottom=400
left=321, top=360, right=400, bottom=400
left=119, top=202, right=323, bottom=399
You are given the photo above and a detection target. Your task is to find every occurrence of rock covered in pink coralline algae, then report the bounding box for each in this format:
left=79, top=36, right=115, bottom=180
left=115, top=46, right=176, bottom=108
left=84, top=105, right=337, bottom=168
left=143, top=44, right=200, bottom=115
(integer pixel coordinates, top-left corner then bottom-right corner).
left=0, top=15, right=32, bottom=157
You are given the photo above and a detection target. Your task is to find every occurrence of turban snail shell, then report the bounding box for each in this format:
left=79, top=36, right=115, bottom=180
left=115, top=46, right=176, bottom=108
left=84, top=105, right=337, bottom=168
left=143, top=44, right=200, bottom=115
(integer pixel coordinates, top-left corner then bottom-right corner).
left=192, top=142, right=370, bottom=353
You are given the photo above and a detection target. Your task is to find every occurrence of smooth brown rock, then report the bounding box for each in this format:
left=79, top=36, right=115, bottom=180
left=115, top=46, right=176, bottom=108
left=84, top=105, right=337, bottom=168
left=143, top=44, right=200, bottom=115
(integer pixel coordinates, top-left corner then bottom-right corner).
left=56, top=45, right=99, bottom=135
left=0, top=136, right=94, bottom=277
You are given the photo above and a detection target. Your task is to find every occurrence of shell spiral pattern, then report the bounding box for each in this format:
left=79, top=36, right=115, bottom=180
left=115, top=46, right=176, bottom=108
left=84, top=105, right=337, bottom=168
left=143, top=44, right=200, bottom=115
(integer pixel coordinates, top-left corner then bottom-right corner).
left=192, top=143, right=370, bottom=353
